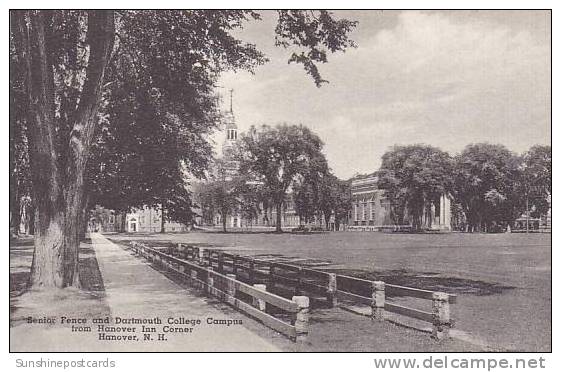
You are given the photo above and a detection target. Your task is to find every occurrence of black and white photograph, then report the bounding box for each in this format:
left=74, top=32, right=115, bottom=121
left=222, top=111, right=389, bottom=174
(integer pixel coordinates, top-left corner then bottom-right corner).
left=8, top=8, right=552, bottom=357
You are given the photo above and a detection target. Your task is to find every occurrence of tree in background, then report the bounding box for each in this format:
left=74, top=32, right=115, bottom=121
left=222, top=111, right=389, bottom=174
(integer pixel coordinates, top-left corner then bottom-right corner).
left=330, top=178, right=353, bottom=231
left=10, top=10, right=356, bottom=288
left=238, top=124, right=326, bottom=232
left=377, top=145, right=454, bottom=231
left=194, top=159, right=245, bottom=232
left=293, top=155, right=329, bottom=224
left=516, top=145, right=552, bottom=226
left=452, top=143, right=522, bottom=232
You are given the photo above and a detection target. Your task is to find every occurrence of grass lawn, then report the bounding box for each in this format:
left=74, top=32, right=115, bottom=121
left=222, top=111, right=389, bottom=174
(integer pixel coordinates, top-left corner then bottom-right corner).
left=108, top=231, right=551, bottom=352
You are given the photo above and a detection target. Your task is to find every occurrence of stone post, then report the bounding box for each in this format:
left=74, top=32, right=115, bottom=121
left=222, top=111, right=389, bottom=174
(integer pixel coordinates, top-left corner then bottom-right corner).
left=269, top=264, right=276, bottom=293
left=218, top=252, right=224, bottom=273
left=326, top=273, right=337, bottom=307
left=295, top=267, right=303, bottom=296
left=206, top=267, right=214, bottom=295
left=178, top=260, right=185, bottom=274
left=252, top=284, right=267, bottom=311
left=232, top=256, right=238, bottom=276
left=371, top=281, right=385, bottom=320
left=432, top=292, right=451, bottom=340
left=248, top=259, right=255, bottom=284
left=226, top=274, right=236, bottom=304
left=199, top=248, right=206, bottom=266
left=190, top=270, right=198, bottom=289
left=292, top=296, right=310, bottom=343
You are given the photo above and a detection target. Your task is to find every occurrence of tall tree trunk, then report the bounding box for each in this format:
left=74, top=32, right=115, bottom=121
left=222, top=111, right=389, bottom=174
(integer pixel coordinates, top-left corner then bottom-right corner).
left=324, top=210, right=332, bottom=230
left=13, top=10, right=115, bottom=289
left=79, top=194, right=90, bottom=240
left=28, top=206, right=35, bottom=235
left=160, top=206, right=165, bottom=233
left=222, top=211, right=227, bottom=232
left=10, top=193, right=21, bottom=236
left=275, top=201, right=283, bottom=233
left=120, top=212, right=126, bottom=232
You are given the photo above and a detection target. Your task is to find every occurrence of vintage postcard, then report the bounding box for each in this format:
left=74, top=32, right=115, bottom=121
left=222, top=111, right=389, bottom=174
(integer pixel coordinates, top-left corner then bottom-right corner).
left=9, top=9, right=551, bottom=354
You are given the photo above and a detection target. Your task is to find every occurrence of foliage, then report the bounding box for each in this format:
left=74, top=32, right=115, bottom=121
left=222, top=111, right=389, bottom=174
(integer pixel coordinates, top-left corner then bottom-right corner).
left=193, top=159, right=245, bottom=231
left=275, top=10, right=357, bottom=86
left=10, top=9, right=357, bottom=287
left=452, top=143, right=523, bottom=231
left=377, top=145, right=454, bottom=230
left=237, top=124, right=326, bottom=232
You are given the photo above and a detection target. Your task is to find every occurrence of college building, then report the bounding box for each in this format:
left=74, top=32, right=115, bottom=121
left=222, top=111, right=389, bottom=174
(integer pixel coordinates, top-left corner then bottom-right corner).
left=348, top=173, right=452, bottom=231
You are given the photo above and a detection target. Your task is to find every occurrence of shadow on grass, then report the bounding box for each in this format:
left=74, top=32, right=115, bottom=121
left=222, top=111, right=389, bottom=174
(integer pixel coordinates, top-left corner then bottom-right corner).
left=113, top=238, right=222, bottom=249
left=202, top=231, right=333, bottom=236
left=327, top=268, right=516, bottom=296
left=78, top=243, right=105, bottom=292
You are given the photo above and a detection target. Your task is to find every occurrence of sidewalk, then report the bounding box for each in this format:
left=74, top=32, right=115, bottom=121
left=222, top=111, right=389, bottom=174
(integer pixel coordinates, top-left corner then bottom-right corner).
left=90, top=233, right=279, bottom=351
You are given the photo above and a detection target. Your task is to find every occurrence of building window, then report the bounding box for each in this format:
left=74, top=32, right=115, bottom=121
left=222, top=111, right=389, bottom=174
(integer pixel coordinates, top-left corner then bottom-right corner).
left=109, top=214, right=115, bottom=224
left=370, top=200, right=376, bottom=221
left=362, top=202, right=367, bottom=221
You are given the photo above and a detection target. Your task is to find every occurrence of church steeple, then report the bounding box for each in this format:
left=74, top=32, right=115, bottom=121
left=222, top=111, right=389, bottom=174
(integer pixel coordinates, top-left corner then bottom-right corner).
left=222, top=88, right=237, bottom=158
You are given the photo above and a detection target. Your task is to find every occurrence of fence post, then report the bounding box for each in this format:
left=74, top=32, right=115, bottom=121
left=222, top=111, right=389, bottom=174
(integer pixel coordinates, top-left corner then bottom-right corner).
left=178, top=260, right=185, bottom=275
left=269, top=263, right=276, bottom=293
left=199, top=248, right=205, bottom=266
left=252, top=284, right=267, bottom=311
left=218, top=252, right=224, bottom=273
left=249, top=259, right=255, bottom=285
left=232, top=256, right=238, bottom=276
left=226, top=274, right=236, bottom=304
left=371, top=281, right=385, bottom=321
left=432, top=292, right=451, bottom=340
left=190, top=270, right=198, bottom=289
left=155, top=252, right=161, bottom=265
left=292, top=296, right=310, bottom=343
left=295, top=267, right=303, bottom=296
left=327, top=273, right=337, bottom=307
left=206, top=267, right=214, bottom=295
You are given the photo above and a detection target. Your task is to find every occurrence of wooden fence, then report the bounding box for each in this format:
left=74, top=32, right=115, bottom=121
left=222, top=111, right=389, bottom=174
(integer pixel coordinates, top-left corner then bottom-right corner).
left=167, top=245, right=337, bottom=307
left=132, top=241, right=458, bottom=340
left=336, top=274, right=456, bottom=340
left=130, top=242, right=309, bottom=342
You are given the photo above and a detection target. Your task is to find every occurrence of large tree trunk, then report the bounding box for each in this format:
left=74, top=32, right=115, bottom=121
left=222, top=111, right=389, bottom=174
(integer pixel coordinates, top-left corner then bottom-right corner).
left=160, top=206, right=165, bottom=233
left=27, top=206, right=35, bottom=235
left=10, top=193, right=21, bottom=236
left=13, top=10, right=115, bottom=289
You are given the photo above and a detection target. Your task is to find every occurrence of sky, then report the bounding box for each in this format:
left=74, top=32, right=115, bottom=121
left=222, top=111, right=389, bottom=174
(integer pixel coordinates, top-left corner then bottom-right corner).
left=215, top=10, right=551, bottom=179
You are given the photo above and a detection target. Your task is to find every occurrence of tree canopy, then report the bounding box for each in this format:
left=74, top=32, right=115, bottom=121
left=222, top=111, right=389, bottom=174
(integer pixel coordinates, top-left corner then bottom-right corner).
left=237, top=124, right=326, bottom=232
left=376, top=145, right=454, bottom=230
left=9, top=10, right=357, bottom=288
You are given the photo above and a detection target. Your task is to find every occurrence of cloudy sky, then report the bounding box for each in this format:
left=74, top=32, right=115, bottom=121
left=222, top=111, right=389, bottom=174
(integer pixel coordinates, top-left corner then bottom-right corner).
left=216, top=10, right=551, bottom=179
